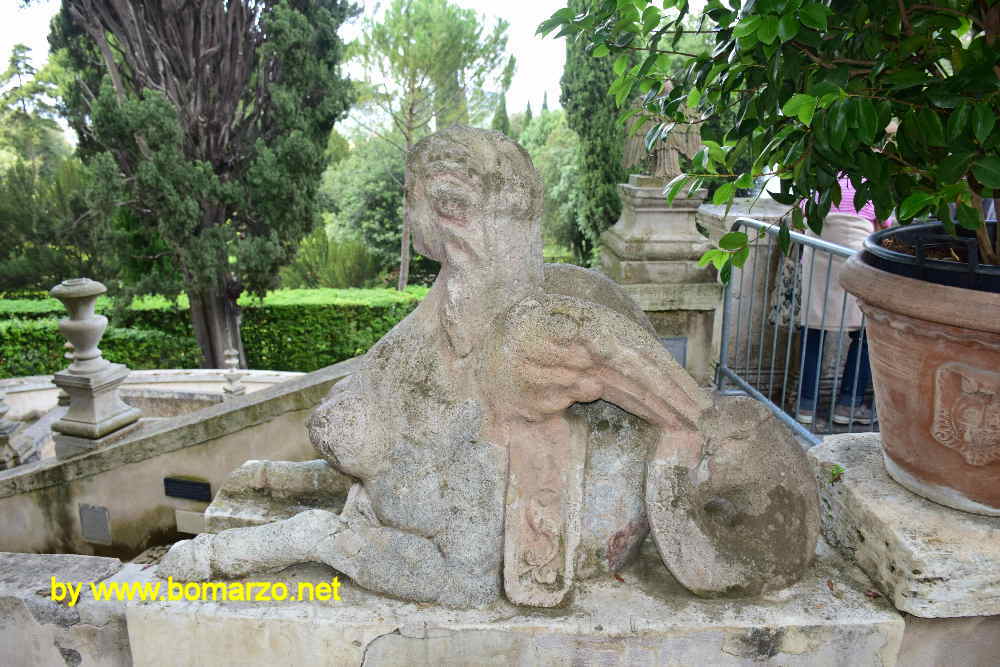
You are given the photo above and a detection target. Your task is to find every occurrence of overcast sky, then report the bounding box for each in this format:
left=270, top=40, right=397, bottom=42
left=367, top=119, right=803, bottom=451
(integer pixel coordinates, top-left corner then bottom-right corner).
left=1, top=0, right=568, bottom=116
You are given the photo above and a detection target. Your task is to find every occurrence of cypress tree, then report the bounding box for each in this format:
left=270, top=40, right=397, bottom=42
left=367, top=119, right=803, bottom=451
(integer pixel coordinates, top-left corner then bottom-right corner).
left=559, top=0, right=625, bottom=260
left=491, top=93, right=511, bottom=136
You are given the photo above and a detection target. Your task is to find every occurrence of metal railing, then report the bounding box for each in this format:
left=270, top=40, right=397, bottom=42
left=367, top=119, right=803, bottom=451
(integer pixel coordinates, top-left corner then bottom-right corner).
left=716, top=217, right=878, bottom=446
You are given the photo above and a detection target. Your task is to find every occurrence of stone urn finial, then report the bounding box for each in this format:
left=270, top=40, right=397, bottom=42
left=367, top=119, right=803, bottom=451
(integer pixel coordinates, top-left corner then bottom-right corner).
left=50, top=278, right=111, bottom=375
left=49, top=278, right=141, bottom=459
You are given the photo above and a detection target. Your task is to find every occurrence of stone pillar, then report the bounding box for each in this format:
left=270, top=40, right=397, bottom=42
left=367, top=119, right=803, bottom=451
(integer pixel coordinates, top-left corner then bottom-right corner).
left=49, top=278, right=141, bottom=460
left=600, top=174, right=720, bottom=384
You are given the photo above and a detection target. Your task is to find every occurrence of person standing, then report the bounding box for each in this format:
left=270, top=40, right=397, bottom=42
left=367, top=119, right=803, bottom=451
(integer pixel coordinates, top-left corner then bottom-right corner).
left=796, top=177, right=882, bottom=426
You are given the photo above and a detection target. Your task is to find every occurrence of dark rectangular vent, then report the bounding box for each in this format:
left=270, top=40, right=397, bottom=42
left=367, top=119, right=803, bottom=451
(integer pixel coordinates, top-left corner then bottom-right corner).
left=164, top=477, right=212, bottom=502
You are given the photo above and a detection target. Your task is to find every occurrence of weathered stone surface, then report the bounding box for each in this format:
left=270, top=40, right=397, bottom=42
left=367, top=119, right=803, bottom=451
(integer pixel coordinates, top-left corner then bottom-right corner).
left=648, top=397, right=821, bottom=598
left=898, top=615, right=1000, bottom=667
left=0, top=553, right=131, bottom=667
left=809, top=432, right=1000, bottom=618
left=205, top=459, right=353, bottom=532
left=159, top=127, right=819, bottom=610
left=135, top=543, right=904, bottom=666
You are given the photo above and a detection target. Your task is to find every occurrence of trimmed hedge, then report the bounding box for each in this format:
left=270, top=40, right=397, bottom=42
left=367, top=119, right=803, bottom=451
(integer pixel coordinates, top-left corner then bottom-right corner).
left=0, top=319, right=201, bottom=378
left=0, top=287, right=428, bottom=378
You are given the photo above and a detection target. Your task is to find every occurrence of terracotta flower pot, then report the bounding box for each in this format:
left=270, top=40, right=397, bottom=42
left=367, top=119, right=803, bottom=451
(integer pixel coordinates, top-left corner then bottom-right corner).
left=841, top=250, right=1000, bottom=516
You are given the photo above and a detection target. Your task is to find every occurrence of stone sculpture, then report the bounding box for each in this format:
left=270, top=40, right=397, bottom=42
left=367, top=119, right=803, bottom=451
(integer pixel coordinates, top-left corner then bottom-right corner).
left=622, top=81, right=702, bottom=184
left=160, top=127, right=819, bottom=608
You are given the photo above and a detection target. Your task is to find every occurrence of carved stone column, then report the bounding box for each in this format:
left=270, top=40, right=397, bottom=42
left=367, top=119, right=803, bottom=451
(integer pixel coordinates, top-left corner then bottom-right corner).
left=222, top=348, right=246, bottom=399
left=601, top=175, right=719, bottom=384
left=49, top=278, right=141, bottom=459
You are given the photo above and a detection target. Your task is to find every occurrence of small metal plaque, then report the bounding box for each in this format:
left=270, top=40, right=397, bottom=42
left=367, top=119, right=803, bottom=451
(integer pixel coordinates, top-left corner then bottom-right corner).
left=79, top=504, right=112, bottom=545
left=164, top=477, right=212, bottom=502
left=661, top=337, right=688, bottom=368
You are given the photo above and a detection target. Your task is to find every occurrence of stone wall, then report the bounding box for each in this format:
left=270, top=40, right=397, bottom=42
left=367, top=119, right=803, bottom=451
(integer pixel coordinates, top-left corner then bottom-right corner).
left=0, top=359, right=360, bottom=558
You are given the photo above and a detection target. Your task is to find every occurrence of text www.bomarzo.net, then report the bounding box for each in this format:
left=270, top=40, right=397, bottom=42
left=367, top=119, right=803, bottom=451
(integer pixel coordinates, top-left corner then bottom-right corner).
left=49, top=576, right=342, bottom=607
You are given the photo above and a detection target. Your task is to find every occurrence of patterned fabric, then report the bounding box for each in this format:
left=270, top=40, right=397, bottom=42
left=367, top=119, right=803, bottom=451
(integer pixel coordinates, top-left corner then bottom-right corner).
left=768, top=254, right=801, bottom=328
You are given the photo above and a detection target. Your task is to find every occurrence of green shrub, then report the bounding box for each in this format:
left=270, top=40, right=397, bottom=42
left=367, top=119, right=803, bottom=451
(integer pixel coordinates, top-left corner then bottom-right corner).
left=0, top=287, right=428, bottom=378
left=0, top=319, right=201, bottom=378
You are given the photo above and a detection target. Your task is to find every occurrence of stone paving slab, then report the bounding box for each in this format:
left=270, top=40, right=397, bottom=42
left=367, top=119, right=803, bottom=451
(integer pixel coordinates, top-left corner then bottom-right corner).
left=126, top=541, right=902, bottom=666
left=809, top=433, right=1000, bottom=618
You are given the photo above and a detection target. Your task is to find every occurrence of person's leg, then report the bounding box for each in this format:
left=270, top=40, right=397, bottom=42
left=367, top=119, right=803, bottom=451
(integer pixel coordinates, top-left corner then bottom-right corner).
left=797, top=327, right=824, bottom=421
left=837, top=330, right=865, bottom=408
left=834, top=330, right=876, bottom=424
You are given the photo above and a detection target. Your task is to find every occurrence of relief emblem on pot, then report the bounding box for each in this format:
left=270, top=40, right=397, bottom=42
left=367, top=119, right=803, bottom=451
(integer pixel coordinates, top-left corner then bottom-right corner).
left=931, top=362, right=1000, bottom=466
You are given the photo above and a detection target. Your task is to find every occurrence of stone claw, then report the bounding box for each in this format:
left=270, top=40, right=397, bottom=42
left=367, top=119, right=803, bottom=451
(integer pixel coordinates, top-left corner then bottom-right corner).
left=157, top=535, right=213, bottom=582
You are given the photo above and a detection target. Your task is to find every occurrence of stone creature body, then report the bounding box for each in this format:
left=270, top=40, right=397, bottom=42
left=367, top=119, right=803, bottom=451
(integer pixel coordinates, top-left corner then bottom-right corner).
left=159, top=127, right=819, bottom=608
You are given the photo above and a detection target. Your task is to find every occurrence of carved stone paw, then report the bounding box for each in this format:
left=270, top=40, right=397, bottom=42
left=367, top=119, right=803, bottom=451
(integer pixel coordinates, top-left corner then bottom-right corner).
left=157, top=534, right=213, bottom=582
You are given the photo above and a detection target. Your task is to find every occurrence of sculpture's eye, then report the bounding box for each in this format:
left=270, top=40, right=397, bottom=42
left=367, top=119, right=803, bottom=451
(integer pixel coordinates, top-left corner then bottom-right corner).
left=427, top=177, right=473, bottom=225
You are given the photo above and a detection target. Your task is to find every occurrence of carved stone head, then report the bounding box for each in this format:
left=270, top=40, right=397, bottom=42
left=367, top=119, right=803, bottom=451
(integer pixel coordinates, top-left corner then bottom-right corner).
left=406, top=127, right=544, bottom=269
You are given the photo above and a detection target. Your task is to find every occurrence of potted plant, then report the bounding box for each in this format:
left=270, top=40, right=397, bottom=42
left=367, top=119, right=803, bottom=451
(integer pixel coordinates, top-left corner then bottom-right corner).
left=540, top=0, right=1000, bottom=514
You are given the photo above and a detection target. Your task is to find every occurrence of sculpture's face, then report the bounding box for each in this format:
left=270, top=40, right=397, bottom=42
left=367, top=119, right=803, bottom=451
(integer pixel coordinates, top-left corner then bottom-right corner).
left=407, top=140, right=484, bottom=262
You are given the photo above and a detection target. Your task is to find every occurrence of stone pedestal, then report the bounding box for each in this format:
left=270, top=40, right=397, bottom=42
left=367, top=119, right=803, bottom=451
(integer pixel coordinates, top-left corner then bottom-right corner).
left=128, top=542, right=903, bottom=666
left=49, top=278, right=141, bottom=460
left=0, top=392, right=26, bottom=470
left=809, top=433, right=1000, bottom=618
left=601, top=175, right=720, bottom=384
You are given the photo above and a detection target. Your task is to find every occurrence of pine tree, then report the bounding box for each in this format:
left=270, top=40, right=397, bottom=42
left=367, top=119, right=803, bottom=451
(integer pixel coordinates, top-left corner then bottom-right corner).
left=559, top=0, right=625, bottom=261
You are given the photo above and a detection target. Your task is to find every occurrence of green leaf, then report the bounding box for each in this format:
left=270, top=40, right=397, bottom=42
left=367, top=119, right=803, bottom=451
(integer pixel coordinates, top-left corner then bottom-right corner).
left=885, top=69, right=928, bottom=90
left=732, top=16, right=761, bottom=38
left=791, top=205, right=805, bottom=230
left=899, top=191, right=936, bottom=220
left=719, top=230, right=748, bottom=250
left=592, top=44, right=610, bottom=58
left=918, top=108, right=946, bottom=147
left=855, top=98, right=877, bottom=144
left=712, top=182, right=736, bottom=205
left=956, top=203, right=982, bottom=230
left=733, top=245, right=751, bottom=267
left=778, top=224, right=791, bottom=254
left=663, top=173, right=691, bottom=203
left=972, top=157, right=1000, bottom=189
left=830, top=101, right=849, bottom=151
left=719, top=260, right=733, bottom=284
left=778, top=13, right=799, bottom=42
left=938, top=151, right=975, bottom=183
left=799, top=3, right=829, bottom=31
left=735, top=173, right=754, bottom=188
left=947, top=104, right=971, bottom=144
left=686, top=87, right=701, bottom=108
left=757, top=16, right=779, bottom=44
left=782, top=94, right=817, bottom=126
left=613, top=54, right=629, bottom=76
left=973, top=104, right=995, bottom=144
left=698, top=248, right=725, bottom=268
left=642, top=6, right=661, bottom=33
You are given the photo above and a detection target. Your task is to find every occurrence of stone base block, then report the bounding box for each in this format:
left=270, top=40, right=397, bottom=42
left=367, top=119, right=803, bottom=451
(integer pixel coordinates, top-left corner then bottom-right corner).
left=809, top=433, right=1000, bottom=618
left=126, top=542, right=903, bottom=666
left=54, top=420, right=142, bottom=460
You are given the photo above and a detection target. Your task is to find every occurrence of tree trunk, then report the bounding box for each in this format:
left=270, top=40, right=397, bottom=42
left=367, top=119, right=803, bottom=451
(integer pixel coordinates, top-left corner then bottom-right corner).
left=397, top=216, right=411, bottom=291
left=188, top=278, right=246, bottom=369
